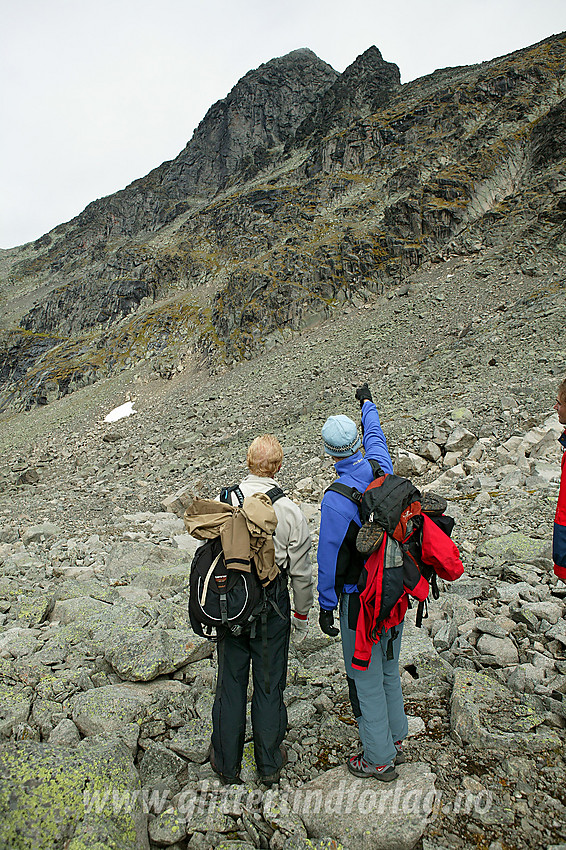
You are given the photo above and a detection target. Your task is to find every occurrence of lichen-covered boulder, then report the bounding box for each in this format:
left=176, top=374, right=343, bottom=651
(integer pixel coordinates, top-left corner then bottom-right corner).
left=169, top=717, right=213, bottom=764
left=14, top=595, right=54, bottom=627
left=262, top=788, right=308, bottom=842
left=139, top=740, right=187, bottom=792
left=103, top=541, right=191, bottom=591
left=450, top=669, right=561, bottom=753
left=0, top=738, right=149, bottom=849
left=148, top=806, right=189, bottom=845
left=72, top=683, right=154, bottom=736
left=0, top=683, right=32, bottom=738
left=477, top=532, right=550, bottom=563
left=102, top=627, right=211, bottom=682
left=72, top=678, right=194, bottom=737
left=50, top=596, right=148, bottom=632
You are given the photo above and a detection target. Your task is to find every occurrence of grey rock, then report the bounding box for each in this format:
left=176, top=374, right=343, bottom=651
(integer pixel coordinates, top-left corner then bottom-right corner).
left=545, top=623, right=566, bottom=646
left=318, top=715, right=359, bottom=746
left=498, top=469, right=526, bottom=490
left=139, top=740, right=187, bottom=790
left=299, top=762, right=435, bottom=849
left=419, top=441, right=442, bottom=463
left=72, top=682, right=154, bottom=735
left=184, top=801, right=234, bottom=835
left=103, top=627, right=211, bottom=682
left=522, top=600, right=563, bottom=624
left=444, top=426, right=477, bottom=453
left=14, top=595, right=53, bottom=626
left=394, top=449, right=428, bottom=477
left=497, top=581, right=544, bottom=604
left=476, top=634, right=519, bottom=666
left=478, top=533, right=550, bottom=564
left=262, top=788, right=308, bottom=841
left=48, top=718, right=81, bottom=745
left=0, top=684, right=32, bottom=738
left=399, top=616, right=452, bottom=694
left=21, top=523, right=60, bottom=545
left=443, top=579, right=490, bottom=601
left=32, top=698, right=65, bottom=738
left=432, top=620, right=458, bottom=652
left=0, top=527, right=18, bottom=544
left=510, top=604, right=542, bottom=631
left=287, top=700, right=317, bottom=728
left=0, top=627, right=39, bottom=657
left=50, top=595, right=148, bottom=631
left=474, top=618, right=508, bottom=639
left=149, top=807, right=189, bottom=845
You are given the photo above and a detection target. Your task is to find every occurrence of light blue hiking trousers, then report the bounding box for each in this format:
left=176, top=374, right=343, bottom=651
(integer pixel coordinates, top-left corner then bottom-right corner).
left=340, top=592, right=408, bottom=767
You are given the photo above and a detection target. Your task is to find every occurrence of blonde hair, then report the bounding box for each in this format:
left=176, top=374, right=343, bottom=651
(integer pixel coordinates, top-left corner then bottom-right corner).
left=247, top=434, right=283, bottom=477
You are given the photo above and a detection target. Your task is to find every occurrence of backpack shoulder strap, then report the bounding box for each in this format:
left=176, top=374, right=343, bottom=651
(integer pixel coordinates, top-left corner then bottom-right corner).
left=220, top=484, right=285, bottom=507
left=265, top=485, right=285, bottom=505
left=367, top=458, right=385, bottom=478
left=326, top=481, right=363, bottom=505
left=219, top=485, right=245, bottom=506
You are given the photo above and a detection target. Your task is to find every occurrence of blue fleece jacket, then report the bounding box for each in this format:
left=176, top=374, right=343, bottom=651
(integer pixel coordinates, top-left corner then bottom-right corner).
left=317, top=401, right=393, bottom=611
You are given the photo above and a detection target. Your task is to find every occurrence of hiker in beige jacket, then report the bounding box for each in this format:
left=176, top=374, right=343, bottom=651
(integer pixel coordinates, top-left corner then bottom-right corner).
left=207, top=434, right=313, bottom=786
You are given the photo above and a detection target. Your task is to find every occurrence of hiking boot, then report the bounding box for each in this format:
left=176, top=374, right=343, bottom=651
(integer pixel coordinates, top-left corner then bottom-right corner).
left=420, top=492, right=447, bottom=516
left=259, top=744, right=288, bottom=786
left=209, top=748, right=242, bottom=786
left=347, top=753, right=398, bottom=781
left=394, top=740, right=406, bottom=765
left=356, top=522, right=385, bottom=556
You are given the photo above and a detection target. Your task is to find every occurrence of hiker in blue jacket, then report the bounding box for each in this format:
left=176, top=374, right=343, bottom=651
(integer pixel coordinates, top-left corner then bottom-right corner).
left=317, top=384, right=408, bottom=781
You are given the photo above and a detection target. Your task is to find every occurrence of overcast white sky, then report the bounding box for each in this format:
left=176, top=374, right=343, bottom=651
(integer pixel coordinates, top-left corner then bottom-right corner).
left=1, top=0, right=564, bottom=249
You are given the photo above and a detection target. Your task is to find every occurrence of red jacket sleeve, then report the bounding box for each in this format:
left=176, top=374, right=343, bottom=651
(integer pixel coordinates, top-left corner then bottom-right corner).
left=420, top=514, right=464, bottom=581
left=553, top=449, right=566, bottom=580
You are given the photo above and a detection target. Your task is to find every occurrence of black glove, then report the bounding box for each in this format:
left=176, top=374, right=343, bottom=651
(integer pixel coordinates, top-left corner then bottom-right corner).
left=355, top=383, right=373, bottom=407
left=319, top=608, right=339, bottom=637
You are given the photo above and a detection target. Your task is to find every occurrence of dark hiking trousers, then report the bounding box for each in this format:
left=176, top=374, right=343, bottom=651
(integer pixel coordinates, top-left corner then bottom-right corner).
left=211, top=577, right=290, bottom=780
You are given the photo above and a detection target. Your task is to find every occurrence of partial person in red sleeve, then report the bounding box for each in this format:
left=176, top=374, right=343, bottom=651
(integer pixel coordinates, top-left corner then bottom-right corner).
left=553, top=379, right=566, bottom=581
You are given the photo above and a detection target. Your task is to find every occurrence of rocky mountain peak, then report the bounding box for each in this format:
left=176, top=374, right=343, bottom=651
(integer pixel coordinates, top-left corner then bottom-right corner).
left=292, top=44, right=401, bottom=144
left=60, top=47, right=339, bottom=244
left=0, top=32, right=565, bottom=411
left=158, top=47, right=338, bottom=199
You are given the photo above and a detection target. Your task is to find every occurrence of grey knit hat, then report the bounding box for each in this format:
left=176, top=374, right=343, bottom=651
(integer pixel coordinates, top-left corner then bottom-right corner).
left=322, top=415, right=361, bottom=457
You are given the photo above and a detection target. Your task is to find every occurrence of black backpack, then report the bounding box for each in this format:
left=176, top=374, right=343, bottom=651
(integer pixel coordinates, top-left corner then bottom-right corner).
left=326, top=460, right=459, bottom=632
left=188, top=485, right=285, bottom=640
